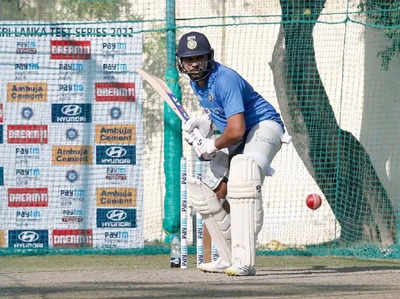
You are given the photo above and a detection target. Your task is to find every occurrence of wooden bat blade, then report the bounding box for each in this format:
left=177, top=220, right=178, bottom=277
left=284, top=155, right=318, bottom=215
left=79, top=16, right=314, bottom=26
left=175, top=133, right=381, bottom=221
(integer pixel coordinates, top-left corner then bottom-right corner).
left=137, top=69, right=189, bottom=122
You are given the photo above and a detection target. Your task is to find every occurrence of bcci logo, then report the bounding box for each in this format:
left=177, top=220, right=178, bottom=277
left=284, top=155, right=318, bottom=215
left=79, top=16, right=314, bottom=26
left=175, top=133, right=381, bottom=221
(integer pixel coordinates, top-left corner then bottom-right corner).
left=66, top=170, right=79, bottom=183
left=21, top=107, right=34, bottom=120
left=110, top=107, right=121, bottom=119
left=186, top=36, right=197, bottom=50
left=66, top=128, right=78, bottom=141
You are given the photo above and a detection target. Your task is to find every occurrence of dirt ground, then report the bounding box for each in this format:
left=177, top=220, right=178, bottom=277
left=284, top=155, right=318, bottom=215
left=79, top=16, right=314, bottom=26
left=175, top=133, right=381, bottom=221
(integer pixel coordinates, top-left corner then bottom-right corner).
left=0, top=255, right=399, bottom=298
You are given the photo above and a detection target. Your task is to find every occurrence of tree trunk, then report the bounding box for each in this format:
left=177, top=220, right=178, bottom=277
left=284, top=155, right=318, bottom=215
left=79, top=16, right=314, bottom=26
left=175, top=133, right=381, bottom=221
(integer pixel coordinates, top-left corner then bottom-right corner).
left=269, top=0, right=396, bottom=246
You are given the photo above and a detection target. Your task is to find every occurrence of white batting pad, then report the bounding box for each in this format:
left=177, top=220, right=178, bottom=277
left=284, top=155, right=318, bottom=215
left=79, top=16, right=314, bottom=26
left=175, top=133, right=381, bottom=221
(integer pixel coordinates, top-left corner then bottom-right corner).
left=203, top=210, right=231, bottom=265
left=255, top=197, right=264, bottom=236
left=227, top=154, right=263, bottom=268
left=187, top=178, right=231, bottom=264
left=187, top=178, right=223, bottom=215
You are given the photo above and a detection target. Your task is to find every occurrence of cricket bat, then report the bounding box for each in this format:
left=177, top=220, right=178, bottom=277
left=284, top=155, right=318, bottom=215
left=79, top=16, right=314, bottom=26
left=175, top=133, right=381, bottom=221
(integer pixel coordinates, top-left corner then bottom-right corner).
left=137, top=68, right=205, bottom=155
left=136, top=68, right=190, bottom=122
left=137, top=69, right=213, bottom=263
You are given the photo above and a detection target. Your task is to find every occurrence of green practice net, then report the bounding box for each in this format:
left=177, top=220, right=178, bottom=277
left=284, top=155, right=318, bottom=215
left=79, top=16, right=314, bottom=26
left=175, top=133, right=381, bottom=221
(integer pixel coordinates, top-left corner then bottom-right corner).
left=0, top=0, right=399, bottom=259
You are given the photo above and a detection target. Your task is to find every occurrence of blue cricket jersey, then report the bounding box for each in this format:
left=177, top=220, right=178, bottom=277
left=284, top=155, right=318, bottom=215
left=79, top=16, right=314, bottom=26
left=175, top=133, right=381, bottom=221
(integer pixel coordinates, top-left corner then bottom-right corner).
left=190, top=62, right=284, bottom=133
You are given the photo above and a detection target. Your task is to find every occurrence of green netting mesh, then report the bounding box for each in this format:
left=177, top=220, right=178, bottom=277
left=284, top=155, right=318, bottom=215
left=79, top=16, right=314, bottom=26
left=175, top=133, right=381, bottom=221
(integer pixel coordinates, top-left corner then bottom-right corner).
left=0, top=0, right=399, bottom=259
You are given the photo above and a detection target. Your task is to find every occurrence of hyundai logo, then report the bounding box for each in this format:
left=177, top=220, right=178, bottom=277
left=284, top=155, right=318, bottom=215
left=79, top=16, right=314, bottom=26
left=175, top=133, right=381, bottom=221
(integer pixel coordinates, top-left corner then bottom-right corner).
left=106, top=209, right=127, bottom=221
left=61, top=104, right=82, bottom=116
left=105, top=146, right=127, bottom=158
left=18, top=231, right=39, bottom=242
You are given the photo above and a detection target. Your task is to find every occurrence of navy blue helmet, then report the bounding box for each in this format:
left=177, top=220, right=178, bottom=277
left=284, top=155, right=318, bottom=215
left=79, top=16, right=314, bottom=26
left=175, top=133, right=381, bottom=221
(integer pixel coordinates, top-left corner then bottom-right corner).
left=176, top=32, right=215, bottom=81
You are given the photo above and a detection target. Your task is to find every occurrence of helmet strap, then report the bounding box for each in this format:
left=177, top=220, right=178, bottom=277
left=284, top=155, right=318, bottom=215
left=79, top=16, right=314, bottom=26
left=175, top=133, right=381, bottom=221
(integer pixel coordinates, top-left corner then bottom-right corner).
left=178, top=56, right=214, bottom=82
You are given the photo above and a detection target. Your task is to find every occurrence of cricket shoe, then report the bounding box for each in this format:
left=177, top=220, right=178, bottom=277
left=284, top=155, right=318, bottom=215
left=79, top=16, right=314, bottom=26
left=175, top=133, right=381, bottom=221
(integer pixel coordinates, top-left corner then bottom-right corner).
left=225, top=264, right=256, bottom=276
left=199, top=258, right=231, bottom=273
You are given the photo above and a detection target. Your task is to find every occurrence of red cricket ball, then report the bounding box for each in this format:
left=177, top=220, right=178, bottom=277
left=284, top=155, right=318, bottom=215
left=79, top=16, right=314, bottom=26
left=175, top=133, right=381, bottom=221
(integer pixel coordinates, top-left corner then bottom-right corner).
left=306, top=193, right=322, bottom=210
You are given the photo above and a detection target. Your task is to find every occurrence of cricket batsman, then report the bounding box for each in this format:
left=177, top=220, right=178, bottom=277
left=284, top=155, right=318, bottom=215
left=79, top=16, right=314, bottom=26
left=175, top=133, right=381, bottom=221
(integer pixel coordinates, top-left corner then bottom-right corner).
left=177, top=31, right=290, bottom=276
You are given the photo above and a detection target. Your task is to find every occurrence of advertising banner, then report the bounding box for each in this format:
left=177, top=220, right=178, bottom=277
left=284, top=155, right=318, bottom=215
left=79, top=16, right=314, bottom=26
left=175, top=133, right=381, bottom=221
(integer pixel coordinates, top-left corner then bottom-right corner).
left=0, top=22, right=143, bottom=249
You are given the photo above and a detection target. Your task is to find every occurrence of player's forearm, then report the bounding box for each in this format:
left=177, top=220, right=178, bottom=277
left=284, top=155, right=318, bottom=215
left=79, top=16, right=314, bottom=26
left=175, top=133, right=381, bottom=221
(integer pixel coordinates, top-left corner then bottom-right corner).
left=214, top=129, right=244, bottom=149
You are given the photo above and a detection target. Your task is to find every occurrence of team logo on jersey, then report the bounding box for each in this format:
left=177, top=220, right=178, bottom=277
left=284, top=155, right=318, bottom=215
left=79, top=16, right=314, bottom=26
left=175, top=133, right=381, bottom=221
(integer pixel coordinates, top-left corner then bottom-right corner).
left=187, top=36, right=197, bottom=50
left=208, top=94, right=214, bottom=102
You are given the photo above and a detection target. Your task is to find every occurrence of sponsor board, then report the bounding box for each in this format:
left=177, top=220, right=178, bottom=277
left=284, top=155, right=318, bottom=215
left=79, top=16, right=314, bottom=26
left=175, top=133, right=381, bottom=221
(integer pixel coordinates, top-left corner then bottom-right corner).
left=8, top=187, right=48, bottom=207
left=52, top=145, right=92, bottom=165
left=15, top=63, right=39, bottom=70
left=14, top=64, right=40, bottom=80
left=52, top=229, right=93, bottom=248
left=51, top=104, right=92, bottom=123
left=7, top=82, right=47, bottom=102
left=101, top=42, right=127, bottom=56
left=0, top=230, right=5, bottom=247
left=58, top=63, right=84, bottom=80
left=103, top=230, right=129, bottom=248
left=58, top=83, right=84, bottom=92
left=59, top=188, right=86, bottom=206
left=58, top=83, right=85, bottom=100
left=60, top=188, right=85, bottom=200
left=0, top=23, right=143, bottom=249
left=61, top=209, right=84, bottom=223
left=8, top=230, right=48, bottom=249
left=96, top=187, right=136, bottom=207
left=58, top=63, right=84, bottom=72
left=105, top=167, right=127, bottom=183
left=96, top=208, right=136, bottom=228
left=15, top=167, right=40, bottom=185
left=15, top=146, right=40, bottom=163
left=95, top=124, right=135, bottom=144
left=95, top=82, right=135, bottom=102
left=96, top=145, right=135, bottom=165
left=50, top=40, right=91, bottom=60
left=16, top=41, right=37, bottom=54
left=15, top=209, right=41, bottom=226
left=102, top=63, right=127, bottom=73
left=7, top=125, right=48, bottom=144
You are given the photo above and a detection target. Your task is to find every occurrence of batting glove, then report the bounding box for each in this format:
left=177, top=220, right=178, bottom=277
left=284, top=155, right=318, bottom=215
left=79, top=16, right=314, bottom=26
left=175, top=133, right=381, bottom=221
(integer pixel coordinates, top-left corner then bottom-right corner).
left=191, top=130, right=217, bottom=161
left=183, top=130, right=196, bottom=146
left=183, top=113, right=212, bottom=138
